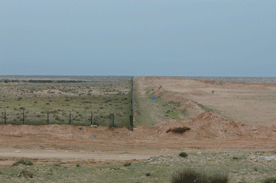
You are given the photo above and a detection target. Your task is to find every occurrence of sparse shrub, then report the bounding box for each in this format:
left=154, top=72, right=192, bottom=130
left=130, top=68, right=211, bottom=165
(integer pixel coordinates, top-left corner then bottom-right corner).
left=12, top=159, right=33, bottom=166
left=18, top=170, right=33, bottom=178
left=179, top=152, right=188, bottom=158
left=145, top=172, right=151, bottom=176
left=76, top=164, right=81, bottom=167
left=171, top=169, right=197, bottom=183
left=263, top=177, right=276, bottom=183
left=171, top=168, right=228, bottom=183
left=123, top=162, right=131, bottom=166
left=47, top=169, right=53, bottom=175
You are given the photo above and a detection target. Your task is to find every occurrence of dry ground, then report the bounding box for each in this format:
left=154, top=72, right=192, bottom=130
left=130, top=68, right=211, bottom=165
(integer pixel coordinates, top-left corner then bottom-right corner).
left=0, top=77, right=276, bottom=182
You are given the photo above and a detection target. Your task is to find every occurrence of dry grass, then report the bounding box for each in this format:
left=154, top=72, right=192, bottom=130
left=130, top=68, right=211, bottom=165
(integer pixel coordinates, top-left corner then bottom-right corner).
left=0, top=81, right=131, bottom=127
left=0, top=152, right=275, bottom=182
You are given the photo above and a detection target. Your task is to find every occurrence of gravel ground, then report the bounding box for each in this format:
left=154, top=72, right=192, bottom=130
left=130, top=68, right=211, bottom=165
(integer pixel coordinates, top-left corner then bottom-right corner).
left=177, top=76, right=276, bottom=83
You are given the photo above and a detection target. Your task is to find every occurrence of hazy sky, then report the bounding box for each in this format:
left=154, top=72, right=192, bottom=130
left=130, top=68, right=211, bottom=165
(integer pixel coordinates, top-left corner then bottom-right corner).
left=1, top=0, right=275, bottom=76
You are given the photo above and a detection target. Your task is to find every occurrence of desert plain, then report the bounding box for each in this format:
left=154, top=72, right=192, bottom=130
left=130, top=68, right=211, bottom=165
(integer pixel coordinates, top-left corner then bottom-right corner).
left=0, top=76, right=276, bottom=182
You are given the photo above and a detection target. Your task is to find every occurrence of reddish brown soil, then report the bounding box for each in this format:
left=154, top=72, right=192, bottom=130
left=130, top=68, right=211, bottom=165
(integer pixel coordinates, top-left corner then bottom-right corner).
left=1, top=76, right=276, bottom=167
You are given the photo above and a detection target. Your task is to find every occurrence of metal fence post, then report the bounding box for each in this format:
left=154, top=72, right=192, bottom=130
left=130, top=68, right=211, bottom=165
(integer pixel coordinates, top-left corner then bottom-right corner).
left=129, top=115, right=133, bottom=131
left=110, top=113, right=114, bottom=127
left=23, top=110, right=25, bottom=125
left=47, top=112, right=49, bottom=125
left=69, top=112, right=71, bottom=125
left=4, top=111, right=6, bottom=125
left=113, top=114, right=114, bottom=127
left=90, top=112, right=93, bottom=125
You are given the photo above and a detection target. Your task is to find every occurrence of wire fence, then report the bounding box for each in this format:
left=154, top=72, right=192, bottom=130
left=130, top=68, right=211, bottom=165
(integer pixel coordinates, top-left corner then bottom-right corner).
left=0, top=110, right=128, bottom=127
left=130, top=76, right=134, bottom=130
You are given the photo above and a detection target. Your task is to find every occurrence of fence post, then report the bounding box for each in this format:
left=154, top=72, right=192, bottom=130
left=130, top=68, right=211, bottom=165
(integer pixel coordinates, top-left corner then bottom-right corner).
left=110, top=114, right=114, bottom=127
left=69, top=112, right=71, bottom=125
left=47, top=112, right=49, bottom=125
left=4, top=111, right=6, bottom=125
left=129, top=115, right=133, bottom=131
left=22, top=110, right=25, bottom=125
left=113, top=114, right=114, bottom=127
left=90, top=112, right=93, bottom=125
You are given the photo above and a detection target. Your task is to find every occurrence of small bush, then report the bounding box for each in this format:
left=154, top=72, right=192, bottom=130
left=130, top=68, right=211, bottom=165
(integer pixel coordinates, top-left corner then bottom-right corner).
left=123, top=162, right=131, bottom=167
left=12, top=159, right=33, bottom=166
left=179, top=152, right=188, bottom=158
left=171, top=168, right=228, bottom=183
left=263, top=177, right=276, bottom=183
left=171, top=169, right=197, bottom=183
left=19, top=170, right=33, bottom=178
left=145, top=172, right=151, bottom=176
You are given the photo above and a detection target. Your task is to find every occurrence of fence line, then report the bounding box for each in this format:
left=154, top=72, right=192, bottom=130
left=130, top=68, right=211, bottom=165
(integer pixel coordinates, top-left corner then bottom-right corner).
left=130, top=77, right=134, bottom=131
left=0, top=110, right=131, bottom=127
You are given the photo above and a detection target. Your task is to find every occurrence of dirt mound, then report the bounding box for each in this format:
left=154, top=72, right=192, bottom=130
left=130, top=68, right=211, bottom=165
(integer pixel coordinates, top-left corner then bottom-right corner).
left=155, top=112, right=276, bottom=140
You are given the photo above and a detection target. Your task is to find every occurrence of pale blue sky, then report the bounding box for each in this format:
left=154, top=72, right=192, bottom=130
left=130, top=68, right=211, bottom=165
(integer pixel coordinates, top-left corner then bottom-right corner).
left=1, top=0, right=275, bottom=76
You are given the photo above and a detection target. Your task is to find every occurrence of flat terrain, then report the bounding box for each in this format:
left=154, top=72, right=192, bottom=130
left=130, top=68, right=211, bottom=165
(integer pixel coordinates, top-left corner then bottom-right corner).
left=0, top=80, right=131, bottom=126
left=1, top=76, right=276, bottom=182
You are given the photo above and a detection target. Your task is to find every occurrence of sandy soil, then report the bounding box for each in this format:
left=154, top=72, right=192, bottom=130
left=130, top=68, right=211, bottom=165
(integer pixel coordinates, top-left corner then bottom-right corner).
left=1, top=77, right=276, bottom=167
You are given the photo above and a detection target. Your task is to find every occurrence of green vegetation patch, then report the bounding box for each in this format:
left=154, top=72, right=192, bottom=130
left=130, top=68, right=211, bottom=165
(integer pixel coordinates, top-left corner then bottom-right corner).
left=0, top=81, right=132, bottom=127
left=12, top=159, right=33, bottom=166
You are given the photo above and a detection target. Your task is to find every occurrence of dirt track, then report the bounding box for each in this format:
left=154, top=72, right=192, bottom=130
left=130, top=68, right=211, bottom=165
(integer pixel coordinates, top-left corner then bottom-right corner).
left=1, top=77, right=276, bottom=167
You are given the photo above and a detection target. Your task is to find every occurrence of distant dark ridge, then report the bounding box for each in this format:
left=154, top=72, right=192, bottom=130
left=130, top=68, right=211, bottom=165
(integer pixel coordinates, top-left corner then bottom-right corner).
left=1, top=76, right=276, bottom=83
left=0, top=76, right=132, bottom=82
left=1, top=79, right=86, bottom=83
